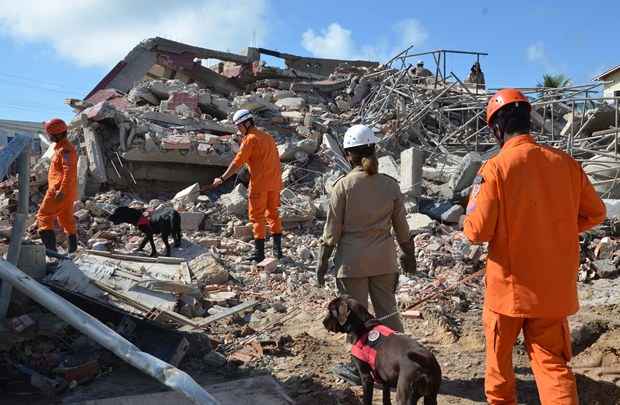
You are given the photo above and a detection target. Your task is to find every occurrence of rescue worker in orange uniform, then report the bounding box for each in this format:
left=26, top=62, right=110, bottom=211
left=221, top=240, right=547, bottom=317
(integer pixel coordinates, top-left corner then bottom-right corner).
left=37, top=118, right=79, bottom=253
left=463, top=89, right=606, bottom=404
left=211, top=109, right=283, bottom=262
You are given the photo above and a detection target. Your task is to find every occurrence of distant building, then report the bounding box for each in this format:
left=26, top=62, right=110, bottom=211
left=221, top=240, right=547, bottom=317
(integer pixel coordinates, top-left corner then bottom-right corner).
left=0, top=119, right=44, bottom=156
left=593, top=65, right=620, bottom=100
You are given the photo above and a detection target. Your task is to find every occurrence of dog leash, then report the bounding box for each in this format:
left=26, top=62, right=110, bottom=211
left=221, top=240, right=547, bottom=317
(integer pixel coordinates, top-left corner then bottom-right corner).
left=374, top=269, right=484, bottom=322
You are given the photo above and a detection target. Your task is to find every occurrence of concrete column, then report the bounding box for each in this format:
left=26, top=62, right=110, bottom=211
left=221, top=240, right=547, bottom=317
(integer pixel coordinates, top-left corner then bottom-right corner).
left=400, top=147, right=426, bottom=197
left=83, top=125, right=108, bottom=183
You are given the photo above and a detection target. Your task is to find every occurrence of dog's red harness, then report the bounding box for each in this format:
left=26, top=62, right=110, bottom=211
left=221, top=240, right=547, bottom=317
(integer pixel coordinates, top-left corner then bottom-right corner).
left=137, top=210, right=152, bottom=233
left=351, top=324, right=395, bottom=381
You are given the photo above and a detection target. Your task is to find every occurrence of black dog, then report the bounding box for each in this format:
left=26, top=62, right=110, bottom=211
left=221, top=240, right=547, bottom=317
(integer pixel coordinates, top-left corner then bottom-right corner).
left=108, top=206, right=181, bottom=257
left=323, top=296, right=442, bottom=405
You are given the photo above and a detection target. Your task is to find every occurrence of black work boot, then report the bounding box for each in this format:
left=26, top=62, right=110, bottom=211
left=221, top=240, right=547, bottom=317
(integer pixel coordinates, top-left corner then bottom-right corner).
left=273, top=233, right=284, bottom=259
left=39, top=230, right=57, bottom=252
left=68, top=234, right=78, bottom=254
left=247, top=239, right=265, bottom=263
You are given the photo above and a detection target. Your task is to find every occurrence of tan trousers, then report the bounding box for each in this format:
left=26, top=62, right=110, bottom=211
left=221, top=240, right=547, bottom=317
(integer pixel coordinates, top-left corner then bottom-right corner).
left=337, top=272, right=404, bottom=333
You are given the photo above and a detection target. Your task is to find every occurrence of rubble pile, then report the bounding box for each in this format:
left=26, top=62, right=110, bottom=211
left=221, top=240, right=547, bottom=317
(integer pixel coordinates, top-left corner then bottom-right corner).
left=1, top=39, right=620, bottom=400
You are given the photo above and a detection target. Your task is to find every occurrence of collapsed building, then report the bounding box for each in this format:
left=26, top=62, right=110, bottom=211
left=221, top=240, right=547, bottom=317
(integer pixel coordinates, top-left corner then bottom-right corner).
left=1, top=38, right=620, bottom=403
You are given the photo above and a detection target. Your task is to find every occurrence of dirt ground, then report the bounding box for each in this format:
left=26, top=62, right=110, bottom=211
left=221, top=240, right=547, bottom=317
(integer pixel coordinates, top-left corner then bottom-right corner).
left=6, top=278, right=620, bottom=405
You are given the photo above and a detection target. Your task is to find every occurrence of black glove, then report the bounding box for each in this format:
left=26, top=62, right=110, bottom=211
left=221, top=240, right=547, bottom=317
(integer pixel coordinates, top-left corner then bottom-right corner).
left=316, top=244, right=334, bottom=287
left=399, top=240, right=417, bottom=275
left=399, top=253, right=417, bottom=274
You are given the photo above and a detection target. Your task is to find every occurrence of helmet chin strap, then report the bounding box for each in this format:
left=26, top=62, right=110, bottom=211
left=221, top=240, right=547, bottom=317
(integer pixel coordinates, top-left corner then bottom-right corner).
left=492, top=124, right=505, bottom=147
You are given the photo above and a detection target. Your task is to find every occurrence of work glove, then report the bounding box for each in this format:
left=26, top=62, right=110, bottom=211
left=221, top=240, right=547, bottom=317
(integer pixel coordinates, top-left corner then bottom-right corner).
left=316, top=243, right=334, bottom=287
left=399, top=239, right=417, bottom=275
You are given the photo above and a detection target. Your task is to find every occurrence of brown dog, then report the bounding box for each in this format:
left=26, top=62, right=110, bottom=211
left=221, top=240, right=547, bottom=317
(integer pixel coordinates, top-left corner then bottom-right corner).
left=323, top=295, right=441, bottom=405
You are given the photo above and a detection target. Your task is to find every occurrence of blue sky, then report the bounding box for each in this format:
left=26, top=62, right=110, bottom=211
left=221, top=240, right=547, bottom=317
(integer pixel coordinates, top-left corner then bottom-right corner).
left=0, top=0, right=617, bottom=123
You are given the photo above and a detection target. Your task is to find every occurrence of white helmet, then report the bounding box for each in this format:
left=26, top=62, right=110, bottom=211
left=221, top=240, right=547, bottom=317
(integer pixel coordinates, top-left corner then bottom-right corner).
left=232, top=109, right=253, bottom=125
left=343, top=124, right=379, bottom=149
left=417, top=60, right=424, bottom=66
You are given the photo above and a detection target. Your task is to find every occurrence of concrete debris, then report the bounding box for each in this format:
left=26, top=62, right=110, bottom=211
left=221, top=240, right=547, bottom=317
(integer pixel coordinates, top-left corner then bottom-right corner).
left=378, top=155, right=401, bottom=181
left=2, top=38, right=620, bottom=403
left=173, top=183, right=200, bottom=208
left=449, top=152, right=482, bottom=193
left=219, top=184, right=248, bottom=217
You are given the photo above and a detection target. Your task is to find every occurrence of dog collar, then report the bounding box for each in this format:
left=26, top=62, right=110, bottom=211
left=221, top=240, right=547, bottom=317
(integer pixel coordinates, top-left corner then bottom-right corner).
left=351, top=324, right=396, bottom=381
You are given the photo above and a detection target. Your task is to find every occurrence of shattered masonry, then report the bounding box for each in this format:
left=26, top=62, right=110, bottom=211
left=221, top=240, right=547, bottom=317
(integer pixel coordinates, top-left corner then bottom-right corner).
left=0, top=37, right=619, bottom=403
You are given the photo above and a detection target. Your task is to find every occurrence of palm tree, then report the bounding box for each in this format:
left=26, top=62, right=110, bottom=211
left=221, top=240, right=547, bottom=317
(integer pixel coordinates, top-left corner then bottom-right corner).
left=537, top=73, right=571, bottom=88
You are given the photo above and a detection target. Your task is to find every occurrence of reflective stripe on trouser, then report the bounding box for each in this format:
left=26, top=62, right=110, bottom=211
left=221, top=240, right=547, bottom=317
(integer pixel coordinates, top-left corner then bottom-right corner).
left=337, top=273, right=404, bottom=338
left=36, top=192, right=77, bottom=235
left=483, top=307, right=578, bottom=405
left=248, top=191, right=282, bottom=240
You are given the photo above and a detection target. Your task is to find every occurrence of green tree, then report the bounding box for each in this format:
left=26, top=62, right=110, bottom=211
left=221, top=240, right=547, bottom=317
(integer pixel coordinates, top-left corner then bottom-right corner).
left=537, top=73, right=571, bottom=88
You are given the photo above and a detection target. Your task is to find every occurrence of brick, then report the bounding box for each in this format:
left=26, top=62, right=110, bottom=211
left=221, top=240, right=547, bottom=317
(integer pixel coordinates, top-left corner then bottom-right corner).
left=256, top=258, right=278, bottom=273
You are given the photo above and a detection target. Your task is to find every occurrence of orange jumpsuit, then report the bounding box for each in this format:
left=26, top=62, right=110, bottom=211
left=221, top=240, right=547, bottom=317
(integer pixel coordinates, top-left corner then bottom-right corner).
left=37, top=138, right=78, bottom=235
left=231, top=127, right=282, bottom=240
left=463, top=134, right=606, bottom=404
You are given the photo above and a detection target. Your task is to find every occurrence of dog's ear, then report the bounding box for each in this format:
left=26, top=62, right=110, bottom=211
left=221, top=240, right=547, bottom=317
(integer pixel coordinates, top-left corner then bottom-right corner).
left=336, top=299, right=350, bottom=326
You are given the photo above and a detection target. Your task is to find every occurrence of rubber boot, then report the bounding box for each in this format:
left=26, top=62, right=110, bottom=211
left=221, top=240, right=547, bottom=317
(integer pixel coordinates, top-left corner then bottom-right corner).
left=68, top=234, right=78, bottom=254
left=247, top=239, right=265, bottom=263
left=273, top=234, right=284, bottom=260
left=39, top=230, right=57, bottom=252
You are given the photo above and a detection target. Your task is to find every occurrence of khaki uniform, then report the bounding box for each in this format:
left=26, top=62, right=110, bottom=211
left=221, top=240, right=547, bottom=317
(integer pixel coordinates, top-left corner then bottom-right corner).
left=322, top=167, right=410, bottom=332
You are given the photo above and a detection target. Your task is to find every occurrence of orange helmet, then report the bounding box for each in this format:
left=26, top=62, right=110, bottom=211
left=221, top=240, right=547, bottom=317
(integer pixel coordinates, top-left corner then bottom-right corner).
left=44, top=118, right=68, bottom=135
left=486, top=88, right=530, bottom=127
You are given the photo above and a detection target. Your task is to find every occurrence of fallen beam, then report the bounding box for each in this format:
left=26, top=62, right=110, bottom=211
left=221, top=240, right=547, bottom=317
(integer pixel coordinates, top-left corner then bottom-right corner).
left=0, top=258, right=220, bottom=405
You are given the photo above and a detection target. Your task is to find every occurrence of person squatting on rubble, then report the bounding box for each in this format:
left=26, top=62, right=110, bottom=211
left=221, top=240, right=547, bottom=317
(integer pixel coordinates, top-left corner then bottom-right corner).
left=463, top=88, right=606, bottom=404
left=211, top=109, right=283, bottom=263
left=37, top=118, right=79, bottom=254
left=315, top=124, right=417, bottom=384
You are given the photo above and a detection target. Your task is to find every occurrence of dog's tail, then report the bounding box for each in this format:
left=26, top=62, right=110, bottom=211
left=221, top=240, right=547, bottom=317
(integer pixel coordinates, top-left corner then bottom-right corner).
left=407, top=351, right=441, bottom=401
left=172, top=211, right=182, bottom=247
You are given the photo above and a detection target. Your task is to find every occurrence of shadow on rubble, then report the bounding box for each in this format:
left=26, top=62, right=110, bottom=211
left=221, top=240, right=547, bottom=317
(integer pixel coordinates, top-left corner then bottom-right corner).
left=440, top=377, right=540, bottom=404
left=441, top=374, right=620, bottom=404
left=270, top=374, right=359, bottom=405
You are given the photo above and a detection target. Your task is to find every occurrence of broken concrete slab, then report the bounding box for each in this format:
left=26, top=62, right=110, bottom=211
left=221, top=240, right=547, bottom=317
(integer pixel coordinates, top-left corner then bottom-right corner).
left=233, top=94, right=279, bottom=113
left=277, top=142, right=297, bottom=161
left=378, top=155, right=400, bottom=181
left=179, top=212, right=204, bottom=231
left=406, top=213, right=434, bottom=233
left=440, top=204, right=465, bottom=223
left=280, top=111, right=304, bottom=124
left=219, top=184, right=248, bottom=217
left=173, top=183, right=200, bottom=207
left=449, top=152, right=482, bottom=193
left=275, top=97, right=306, bottom=111
left=190, top=254, right=229, bottom=285
left=592, top=259, right=618, bottom=279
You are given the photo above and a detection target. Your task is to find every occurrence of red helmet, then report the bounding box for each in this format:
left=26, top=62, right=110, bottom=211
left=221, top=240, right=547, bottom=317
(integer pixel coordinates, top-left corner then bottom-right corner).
left=44, top=118, right=68, bottom=135
left=486, top=88, right=530, bottom=127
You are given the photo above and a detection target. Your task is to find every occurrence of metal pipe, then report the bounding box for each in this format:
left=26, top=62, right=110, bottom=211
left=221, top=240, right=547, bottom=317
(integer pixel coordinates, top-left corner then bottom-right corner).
left=0, top=143, right=30, bottom=319
left=0, top=259, right=220, bottom=405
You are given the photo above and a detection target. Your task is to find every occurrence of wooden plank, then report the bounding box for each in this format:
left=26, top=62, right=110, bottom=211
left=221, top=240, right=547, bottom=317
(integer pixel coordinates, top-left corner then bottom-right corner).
left=195, top=301, right=257, bottom=327
left=77, top=375, right=294, bottom=405
left=84, top=250, right=186, bottom=265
